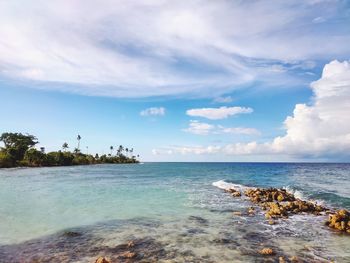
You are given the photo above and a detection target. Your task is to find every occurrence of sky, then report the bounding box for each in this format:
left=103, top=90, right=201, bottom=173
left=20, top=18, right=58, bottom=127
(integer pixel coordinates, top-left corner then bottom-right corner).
left=1, top=0, right=350, bottom=162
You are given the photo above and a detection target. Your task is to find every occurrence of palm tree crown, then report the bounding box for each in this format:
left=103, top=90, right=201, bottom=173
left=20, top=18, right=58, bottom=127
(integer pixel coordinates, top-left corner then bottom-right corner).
left=77, top=135, right=81, bottom=150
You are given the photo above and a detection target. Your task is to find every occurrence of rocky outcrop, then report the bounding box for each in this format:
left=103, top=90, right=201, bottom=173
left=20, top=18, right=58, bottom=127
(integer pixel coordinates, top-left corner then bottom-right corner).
left=245, top=188, right=295, bottom=203
left=221, top=185, right=350, bottom=236
left=262, top=200, right=326, bottom=219
left=242, top=187, right=327, bottom=219
left=325, top=209, right=350, bottom=233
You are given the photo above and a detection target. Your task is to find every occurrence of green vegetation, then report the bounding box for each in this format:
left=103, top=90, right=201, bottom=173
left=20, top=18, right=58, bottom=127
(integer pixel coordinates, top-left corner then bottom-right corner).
left=0, top=132, right=139, bottom=168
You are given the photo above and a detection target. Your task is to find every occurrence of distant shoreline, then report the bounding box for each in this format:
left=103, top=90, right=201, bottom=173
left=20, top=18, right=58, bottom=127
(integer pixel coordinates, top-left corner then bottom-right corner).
left=0, top=132, right=140, bottom=169
left=0, top=160, right=139, bottom=169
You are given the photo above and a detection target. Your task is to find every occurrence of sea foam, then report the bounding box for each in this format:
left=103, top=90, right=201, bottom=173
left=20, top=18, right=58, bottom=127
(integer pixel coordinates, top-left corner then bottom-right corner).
left=212, top=180, right=252, bottom=191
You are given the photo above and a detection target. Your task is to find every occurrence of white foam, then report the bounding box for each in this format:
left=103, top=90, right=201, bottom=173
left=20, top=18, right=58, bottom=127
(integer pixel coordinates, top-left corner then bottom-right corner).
left=212, top=180, right=251, bottom=191
left=284, top=186, right=305, bottom=200
left=284, top=186, right=325, bottom=205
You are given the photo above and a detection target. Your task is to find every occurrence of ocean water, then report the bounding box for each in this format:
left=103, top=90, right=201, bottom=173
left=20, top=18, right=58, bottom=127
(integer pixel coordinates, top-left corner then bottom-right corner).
left=0, top=162, right=349, bottom=262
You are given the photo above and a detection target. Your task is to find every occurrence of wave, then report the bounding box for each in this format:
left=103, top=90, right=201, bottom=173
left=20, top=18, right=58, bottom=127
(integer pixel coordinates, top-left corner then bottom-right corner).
left=283, top=186, right=305, bottom=201
left=212, top=180, right=252, bottom=191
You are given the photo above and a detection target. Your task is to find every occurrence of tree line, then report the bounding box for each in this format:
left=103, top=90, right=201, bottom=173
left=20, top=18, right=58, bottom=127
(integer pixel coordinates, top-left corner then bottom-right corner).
left=0, top=132, right=139, bottom=168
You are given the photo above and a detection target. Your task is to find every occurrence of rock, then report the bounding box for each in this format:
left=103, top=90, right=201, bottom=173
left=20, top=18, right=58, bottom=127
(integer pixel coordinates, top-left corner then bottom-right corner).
left=268, top=220, right=275, bottom=225
left=223, top=184, right=350, bottom=235
left=325, top=209, right=350, bottom=233
left=245, top=188, right=295, bottom=204
left=127, top=240, right=135, bottom=248
left=62, top=231, right=81, bottom=237
left=259, top=198, right=326, bottom=219
left=121, top=251, right=136, bottom=259
left=95, top=257, right=111, bottom=263
left=259, top=247, right=274, bottom=255
left=279, top=256, right=286, bottom=263
left=290, top=256, right=300, bottom=262
left=233, top=211, right=242, bottom=216
left=248, top=207, right=255, bottom=214
left=225, top=188, right=241, bottom=197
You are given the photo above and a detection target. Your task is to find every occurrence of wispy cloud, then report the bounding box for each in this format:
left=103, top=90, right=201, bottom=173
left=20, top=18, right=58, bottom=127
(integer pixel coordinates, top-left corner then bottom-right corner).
left=213, top=96, right=233, bottom=103
left=183, top=120, right=260, bottom=136
left=0, top=1, right=349, bottom=97
left=140, top=107, right=165, bottom=117
left=186, top=106, right=253, bottom=120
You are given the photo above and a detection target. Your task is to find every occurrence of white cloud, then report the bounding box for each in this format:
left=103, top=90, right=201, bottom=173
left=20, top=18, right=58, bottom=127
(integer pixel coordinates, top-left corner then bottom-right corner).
left=157, top=60, right=350, bottom=159
left=213, top=96, right=233, bottom=103
left=153, top=145, right=221, bottom=155
left=0, top=1, right=349, bottom=97
left=186, top=106, right=253, bottom=120
left=140, top=107, right=165, bottom=117
left=266, top=60, right=350, bottom=157
left=183, top=120, right=260, bottom=136
left=183, top=120, right=215, bottom=135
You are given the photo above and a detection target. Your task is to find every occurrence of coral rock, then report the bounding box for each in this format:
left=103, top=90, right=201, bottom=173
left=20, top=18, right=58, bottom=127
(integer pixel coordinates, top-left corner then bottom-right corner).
left=95, top=257, right=111, bottom=263
left=127, top=240, right=135, bottom=248
left=326, top=209, right=350, bottom=233
left=259, top=247, right=274, bottom=255
left=121, top=251, right=136, bottom=259
left=226, top=188, right=241, bottom=197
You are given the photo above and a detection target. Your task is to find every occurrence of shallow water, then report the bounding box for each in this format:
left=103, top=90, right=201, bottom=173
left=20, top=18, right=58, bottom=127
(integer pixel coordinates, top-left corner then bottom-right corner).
left=0, top=163, right=349, bottom=262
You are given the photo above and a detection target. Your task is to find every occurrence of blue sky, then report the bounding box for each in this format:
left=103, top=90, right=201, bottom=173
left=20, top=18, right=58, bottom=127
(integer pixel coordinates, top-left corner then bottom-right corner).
left=1, top=0, right=350, bottom=161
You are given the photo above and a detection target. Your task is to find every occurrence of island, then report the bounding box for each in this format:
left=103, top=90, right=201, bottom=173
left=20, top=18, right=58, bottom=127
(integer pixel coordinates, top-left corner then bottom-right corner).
left=0, top=132, right=139, bottom=168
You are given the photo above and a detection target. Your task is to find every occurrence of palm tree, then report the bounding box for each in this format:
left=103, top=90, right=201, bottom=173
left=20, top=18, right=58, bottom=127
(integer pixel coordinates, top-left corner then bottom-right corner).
left=62, top=142, right=69, bottom=152
left=74, top=148, right=80, bottom=154
left=118, top=145, right=124, bottom=156
left=77, top=135, right=81, bottom=150
left=125, top=148, right=129, bottom=158
left=130, top=148, right=134, bottom=157
left=110, top=146, right=114, bottom=155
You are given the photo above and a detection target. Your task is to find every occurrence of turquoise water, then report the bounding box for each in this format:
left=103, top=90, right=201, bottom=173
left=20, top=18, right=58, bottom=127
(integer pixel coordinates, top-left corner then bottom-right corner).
left=0, top=163, right=349, bottom=262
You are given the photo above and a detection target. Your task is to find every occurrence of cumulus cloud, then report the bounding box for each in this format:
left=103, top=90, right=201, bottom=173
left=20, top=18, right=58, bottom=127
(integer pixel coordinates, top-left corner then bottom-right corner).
left=140, top=107, right=165, bottom=117
left=156, top=60, right=350, bottom=159
left=186, top=106, right=253, bottom=120
left=183, top=120, right=260, bottom=136
left=0, top=1, right=349, bottom=97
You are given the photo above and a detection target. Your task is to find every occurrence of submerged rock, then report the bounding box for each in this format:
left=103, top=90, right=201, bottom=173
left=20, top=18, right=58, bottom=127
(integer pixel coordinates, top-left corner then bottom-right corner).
left=127, top=240, right=135, bottom=248
left=325, top=209, right=350, bottom=233
left=62, top=231, right=82, bottom=237
left=232, top=211, right=242, bottom=216
left=121, top=251, right=136, bottom=258
left=290, top=255, right=300, bottom=262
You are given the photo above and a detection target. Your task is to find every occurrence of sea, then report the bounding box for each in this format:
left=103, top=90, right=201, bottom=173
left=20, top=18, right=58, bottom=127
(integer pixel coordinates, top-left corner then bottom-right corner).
left=0, top=162, right=349, bottom=262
